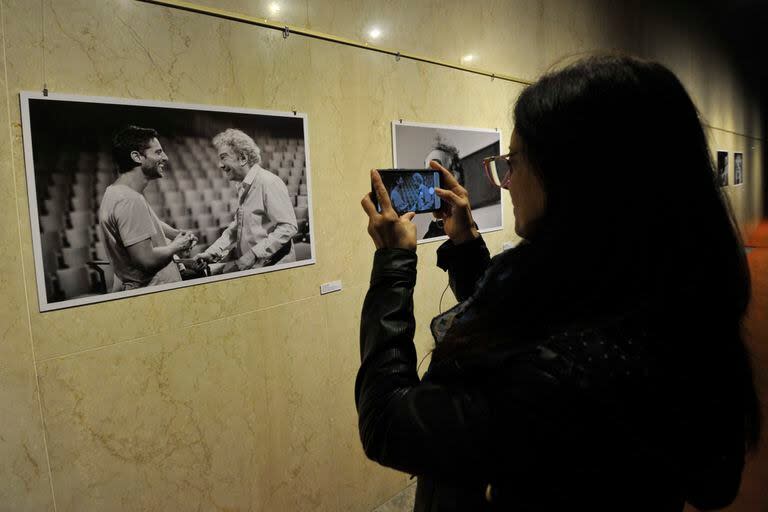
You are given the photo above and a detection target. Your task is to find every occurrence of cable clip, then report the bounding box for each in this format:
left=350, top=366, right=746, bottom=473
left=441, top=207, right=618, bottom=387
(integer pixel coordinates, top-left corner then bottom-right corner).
left=292, top=109, right=297, bottom=116
left=491, top=74, right=495, bottom=82
left=43, top=83, right=48, bottom=97
left=283, top=26, right=290, bottom=39
left=395, top=52, right=401, bottom=62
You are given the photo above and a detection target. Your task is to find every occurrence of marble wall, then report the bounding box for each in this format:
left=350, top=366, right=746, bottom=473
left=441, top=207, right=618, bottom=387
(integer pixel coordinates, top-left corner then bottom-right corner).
left=0, top=1, right=762, bottom=511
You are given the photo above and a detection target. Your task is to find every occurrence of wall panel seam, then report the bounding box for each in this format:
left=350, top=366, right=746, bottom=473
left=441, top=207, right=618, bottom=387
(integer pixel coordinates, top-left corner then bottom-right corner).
left=33, top=287, right=371, bottom=364
left=0, top=0, right=58, bottom=508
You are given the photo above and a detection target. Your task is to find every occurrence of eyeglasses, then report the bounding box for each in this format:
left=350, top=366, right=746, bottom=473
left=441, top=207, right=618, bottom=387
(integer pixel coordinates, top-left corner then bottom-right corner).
left=481, top=153, right=512, bottom=189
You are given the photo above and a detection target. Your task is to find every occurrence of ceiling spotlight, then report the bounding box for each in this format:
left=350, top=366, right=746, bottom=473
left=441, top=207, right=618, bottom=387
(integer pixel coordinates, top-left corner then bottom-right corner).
left=461, top=54, right=475, bottom=64
left=369, top=27, right=382, bottom=40
left=269, top=2, right=281, bottom=15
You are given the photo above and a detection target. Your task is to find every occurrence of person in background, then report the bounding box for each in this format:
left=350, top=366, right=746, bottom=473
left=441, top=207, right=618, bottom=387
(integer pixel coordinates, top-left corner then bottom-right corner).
left=357, top=55, right=760, bottom=511
left=424, top=141, right=465, bottom=187
left=195, top=129, right=297, bottom=273
left=99, top=125, right=195, bottom=291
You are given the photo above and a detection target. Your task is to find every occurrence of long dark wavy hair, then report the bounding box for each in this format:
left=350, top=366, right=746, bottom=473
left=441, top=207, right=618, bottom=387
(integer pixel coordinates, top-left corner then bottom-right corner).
left=434, top=55, right=760, bottom=451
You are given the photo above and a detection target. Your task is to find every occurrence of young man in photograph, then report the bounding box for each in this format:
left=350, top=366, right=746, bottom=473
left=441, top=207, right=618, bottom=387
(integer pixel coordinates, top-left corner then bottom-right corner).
left=99, top=125, right=195, bottom=291
left=194, top=128, right=297, bottom=273
left=390, top=175, right=409, bottom=213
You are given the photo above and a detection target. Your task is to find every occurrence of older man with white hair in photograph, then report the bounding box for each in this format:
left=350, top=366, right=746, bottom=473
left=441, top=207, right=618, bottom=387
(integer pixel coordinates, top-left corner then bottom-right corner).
left=195, top=128, right=298, bottom=273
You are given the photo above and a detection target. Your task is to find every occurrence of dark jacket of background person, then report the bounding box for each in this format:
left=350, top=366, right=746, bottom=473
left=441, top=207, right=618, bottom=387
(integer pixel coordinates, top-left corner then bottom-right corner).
left=357, top=235, right=746, bottom=511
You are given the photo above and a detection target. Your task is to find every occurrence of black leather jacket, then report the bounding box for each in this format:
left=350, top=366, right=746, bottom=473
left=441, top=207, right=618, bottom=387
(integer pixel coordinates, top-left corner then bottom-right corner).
left=356, top=237, right=744, bottom=511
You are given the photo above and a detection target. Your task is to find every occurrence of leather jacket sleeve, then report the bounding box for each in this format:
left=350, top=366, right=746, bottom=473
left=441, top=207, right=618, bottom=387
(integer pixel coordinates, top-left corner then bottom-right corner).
left=355, top=248, right=496, bottom=477
left=436, top=236, right=491, bottom=301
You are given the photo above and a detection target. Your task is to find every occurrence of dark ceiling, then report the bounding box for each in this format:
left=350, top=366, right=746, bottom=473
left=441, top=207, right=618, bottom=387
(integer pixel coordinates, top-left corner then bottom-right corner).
left=705, top=0, right=767, bottom=83
left=667, top=0, right=767, bottom=89
left=660, top=0, right=768, bottom=214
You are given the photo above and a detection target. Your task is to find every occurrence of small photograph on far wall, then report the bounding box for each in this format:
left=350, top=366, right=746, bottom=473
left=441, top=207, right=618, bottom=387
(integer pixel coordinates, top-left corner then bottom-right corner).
left=734, top=152, right=744, bottom=185
left=717, top=150, right=729, bottom=187
left=392, top=121, right=503, bottom=243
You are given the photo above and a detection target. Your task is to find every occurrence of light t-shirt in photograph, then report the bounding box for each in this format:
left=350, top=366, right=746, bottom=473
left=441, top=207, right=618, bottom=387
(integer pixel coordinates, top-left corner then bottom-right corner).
left=98, top=184, right=181, bottom=290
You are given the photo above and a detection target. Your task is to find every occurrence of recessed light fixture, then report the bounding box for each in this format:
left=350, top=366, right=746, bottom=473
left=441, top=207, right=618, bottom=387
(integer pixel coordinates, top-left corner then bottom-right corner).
left=369, top=27, right=382, bottom=40
left=461, top=54, right=475, bottom=64
left=269, top=2, right=281, bottom=15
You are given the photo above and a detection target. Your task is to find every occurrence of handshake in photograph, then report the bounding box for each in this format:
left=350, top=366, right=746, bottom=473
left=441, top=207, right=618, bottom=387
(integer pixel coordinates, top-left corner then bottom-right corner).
left=103, top=126, right=299, bottom=287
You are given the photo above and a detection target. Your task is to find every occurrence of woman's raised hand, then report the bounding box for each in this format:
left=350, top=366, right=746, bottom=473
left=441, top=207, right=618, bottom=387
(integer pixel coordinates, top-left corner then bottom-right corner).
left=361, top=169, right=417, bottom=251
left=431, top=160, right=479, bottom=244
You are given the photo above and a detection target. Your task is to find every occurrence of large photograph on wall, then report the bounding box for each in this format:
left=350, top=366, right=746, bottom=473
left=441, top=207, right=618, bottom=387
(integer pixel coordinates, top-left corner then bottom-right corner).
left=21, top=92, right=315, bottom=312
left=392, top=121, right=503, bottom=243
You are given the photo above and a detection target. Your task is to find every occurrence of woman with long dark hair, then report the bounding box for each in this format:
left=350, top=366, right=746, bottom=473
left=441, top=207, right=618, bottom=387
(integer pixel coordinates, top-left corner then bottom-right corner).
left=357, top=55, right=760, bottom=511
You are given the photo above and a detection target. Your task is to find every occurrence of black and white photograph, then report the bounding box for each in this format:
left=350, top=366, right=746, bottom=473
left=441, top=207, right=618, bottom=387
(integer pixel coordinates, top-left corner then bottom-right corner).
left=21, top=92, right=315, bottom=312
left=717, top=150, right=729, bottom=187
left=734, top=152, right=744, bottom=185
left=392, top=121, right=503, bottom=242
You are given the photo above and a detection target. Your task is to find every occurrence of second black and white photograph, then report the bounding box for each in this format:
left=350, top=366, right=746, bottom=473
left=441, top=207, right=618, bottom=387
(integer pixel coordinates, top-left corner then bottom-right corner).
left=734, top=152, right=744, bottom=185
left=21, top=92, right=315, bottom=312
left=392, top=121, right=503, bottom=242
left=717, top=150, right=729, bottom=187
